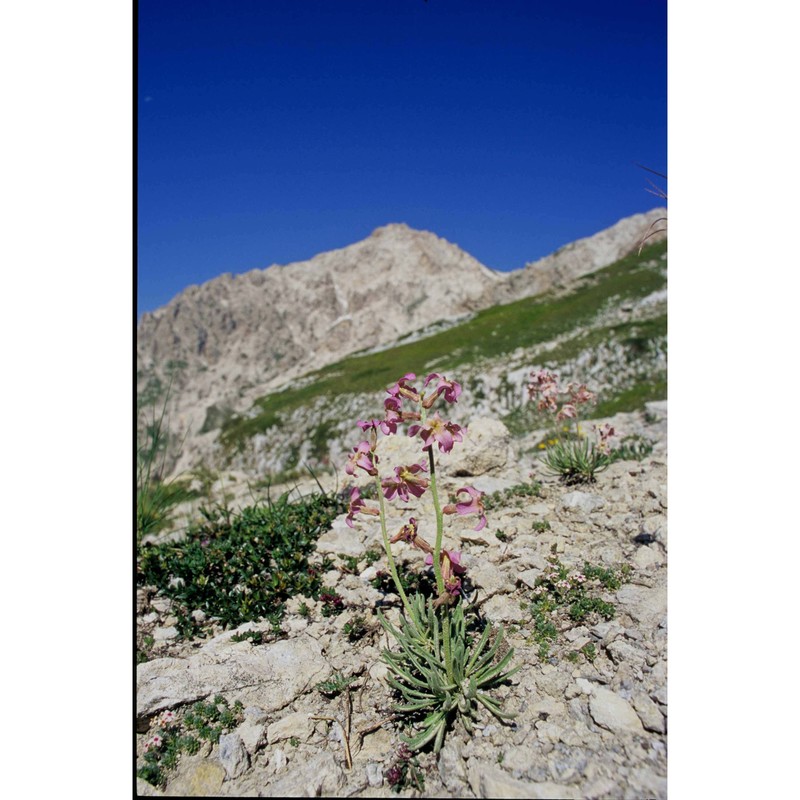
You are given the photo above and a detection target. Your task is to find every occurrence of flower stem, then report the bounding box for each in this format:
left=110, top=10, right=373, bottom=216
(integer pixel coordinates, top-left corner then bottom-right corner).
left=375, top=475, right=421, bottom=632
left=426, top=445, right=453, bottom=682
left=427, top=447, right=446, bottom=597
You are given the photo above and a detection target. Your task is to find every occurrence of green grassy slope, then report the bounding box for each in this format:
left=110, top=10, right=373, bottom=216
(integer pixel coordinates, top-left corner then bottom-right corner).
left=220, top=239, right=667, bottom=453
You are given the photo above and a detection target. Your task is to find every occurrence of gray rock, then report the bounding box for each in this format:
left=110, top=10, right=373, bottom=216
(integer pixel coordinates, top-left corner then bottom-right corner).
left=627, top=767, right=667, bottom=799
left=589, top=687, right=644, bottom=735
left=469, top=561, right=509, bottom=599
left=632, top=692, right=666, bottom=733
left=365, top=762, right=384, bottom=787
left=267, top=711, right=315, bottom=744
left=467, top=761, right=580, bottom=799
left=152, top=626, right=179, bottom=641
left=438, top=737, right=468, bottom=790
left=136, top=777, right=163, bottom=796
left=268, top=748, right=287, bottom=774
left=615, top=584, right=667, bottom=629
left=218, top=732, right=249, bottom=779
left=137, top=635, right=327, bottom=718
left=561, top=491, right=605, bottom=513
left=444, top=417, right=512, bottom=476
left=607, top=639, right=648, bottom=669
left=164, top=760, right=225, bottom=797
left=482, top=593, right=528, bottom=623
left=517, top=568, right=543, bottom=590
left=236, top=718, right=265, bottom=754
left=260, top=751, right=343, bottom=797
left=632, top=544, right=663, bottom=570
left=243, top=705, right=268, bottom=723
left=315, top=518, right=369, bottom=557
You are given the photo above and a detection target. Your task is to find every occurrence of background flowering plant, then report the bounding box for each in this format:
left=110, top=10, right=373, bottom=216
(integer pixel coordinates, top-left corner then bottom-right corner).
left=528, top=369, right=615, bottom=483
left=344, top=372, right=518, bottom=752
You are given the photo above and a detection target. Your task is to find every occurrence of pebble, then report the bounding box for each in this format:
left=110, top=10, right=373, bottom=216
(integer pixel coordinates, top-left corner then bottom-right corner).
left=589, top=688, right=644, bottom=735
left=218, top=732, right=249, bottom=779
left=152, top=626, right=178, bottom=641
left=365, top=762, right=383, bottom=787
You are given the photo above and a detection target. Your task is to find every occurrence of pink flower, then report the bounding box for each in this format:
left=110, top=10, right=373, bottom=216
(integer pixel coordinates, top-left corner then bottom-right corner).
left=422, top=373, right=462, bottom=407
left=381, top=462, right=429, bottom=502
left=567, top=383, right=595, bottom=406
left=556, top=403, right=577, bottom=421
left=408, top=412, right=464, bottom=453
left=528, top=369, right=561, bottom=412
left=157, top=710, right=176, bottom=728
left=357, top=417, right=397, bottom=436
left=424, top=549, right=467, bottom=580
left=143, top=734, right=163, bottom=753
left=443, top=486, right=487, bottom=531
left=344, top=441, right=378, bottom=476
left=594, top=423, right=616, bottom=454
left=383, top=397, right=404, bottom=426
left=389, top=517, right=433, bottom=554
left=426, top=549, right=467, bottom=606
left=387, top=373, right=421, bottom=404
left=345, top=486, right=380, bottom=527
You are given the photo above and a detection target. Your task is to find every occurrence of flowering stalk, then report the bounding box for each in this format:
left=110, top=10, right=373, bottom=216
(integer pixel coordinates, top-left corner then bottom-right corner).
left=344, top=372, right=518, bottom=754
left=423, top=427, right=453, bottom=681
left=375, top=473, right=422, bottom=633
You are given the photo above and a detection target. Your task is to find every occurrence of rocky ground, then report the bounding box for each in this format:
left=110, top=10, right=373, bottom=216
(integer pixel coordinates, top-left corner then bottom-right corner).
left=136, top=402, right=667, bottom=798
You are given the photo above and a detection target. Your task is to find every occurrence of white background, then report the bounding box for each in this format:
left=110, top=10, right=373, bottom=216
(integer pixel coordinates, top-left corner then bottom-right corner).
left=1, top=1, right=796, bottom=795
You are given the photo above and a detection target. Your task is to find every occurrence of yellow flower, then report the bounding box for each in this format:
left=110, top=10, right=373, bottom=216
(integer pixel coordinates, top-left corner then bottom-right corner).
left=538, top=443, right=546, bottom=449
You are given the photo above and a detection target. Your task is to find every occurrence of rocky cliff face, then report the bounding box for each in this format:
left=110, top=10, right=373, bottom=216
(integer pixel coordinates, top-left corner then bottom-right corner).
left=137, top=222, right=499, bottom=389
left=491, top=209, right=667, bottom=304
left=137, top=209, right=666, bottom=475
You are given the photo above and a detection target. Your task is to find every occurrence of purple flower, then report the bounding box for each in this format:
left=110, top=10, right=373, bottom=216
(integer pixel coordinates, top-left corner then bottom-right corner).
left=389, top=517, right=434, bottom=554
left=422, top=373, right=462, bottom=407
left=344, top=441, right=378, bottom=476
left=528, top=368, right=561, bottom=412
left=567, top=383, right=595, bottom=406
left=386, top=373, right=421, bottom=404
left=345, top=486, right=380, bottom=527
left=424, top=549, right=467, bottom=579
left=556, top=403, right=577, bottom=421
left=381, top=462, right=429, bottom=502
left=443, top=486, right=487, bottom=531
left=429, top=551, right=467, bottom=608
left=408, top=412, right=464, bottom=453
left=357, top=417, right=397, bottom=436
left=593, top=422, right=616, bottom=453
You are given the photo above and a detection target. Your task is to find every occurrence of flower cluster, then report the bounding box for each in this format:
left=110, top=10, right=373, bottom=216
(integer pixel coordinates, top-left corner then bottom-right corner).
left=143, top=734, right=163, bottom=754
left=156, top=710, right=176, bottom=728
left=342, top=372, right=519, bottom=755
left=593, top=422, right=616, bottom=454
left=527, top=369, right=617, bottom=483
left=527, top=369, right=595, bottom=421
left=344, top=372, right=486, bottom=607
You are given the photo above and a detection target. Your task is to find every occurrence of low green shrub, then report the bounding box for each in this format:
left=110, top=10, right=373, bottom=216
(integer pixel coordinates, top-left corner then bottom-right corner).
left=136, top=491, right=344, bottom=636
left=528, top=550, right=630, bottom=659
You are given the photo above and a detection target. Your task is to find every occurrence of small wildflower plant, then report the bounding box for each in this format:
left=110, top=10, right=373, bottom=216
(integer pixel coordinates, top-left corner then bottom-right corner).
left=529, top=549, right=630, bottom=660
left=527, top=369, right=615, bottom=483
left=344, top=372, right=519, bottom=753
left=137, top=696, right=243, bottom=789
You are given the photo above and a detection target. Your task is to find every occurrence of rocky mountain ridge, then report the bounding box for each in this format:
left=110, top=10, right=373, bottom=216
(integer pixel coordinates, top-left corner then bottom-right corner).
left=137, top=209, right=666, bottom=477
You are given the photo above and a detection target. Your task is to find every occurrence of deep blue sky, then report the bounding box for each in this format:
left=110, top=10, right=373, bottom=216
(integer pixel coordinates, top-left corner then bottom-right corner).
left=137, top=0, right=666, bottom=316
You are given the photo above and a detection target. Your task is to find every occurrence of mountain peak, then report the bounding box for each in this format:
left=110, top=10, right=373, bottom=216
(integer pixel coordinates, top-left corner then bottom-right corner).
left=369, top=222, right=414, bottom=237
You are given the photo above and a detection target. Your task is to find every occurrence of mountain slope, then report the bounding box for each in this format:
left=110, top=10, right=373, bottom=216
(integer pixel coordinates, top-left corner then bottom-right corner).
left=137, top=210, right=666, bottom=477
left=205, top=239, right=667, bottom=478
